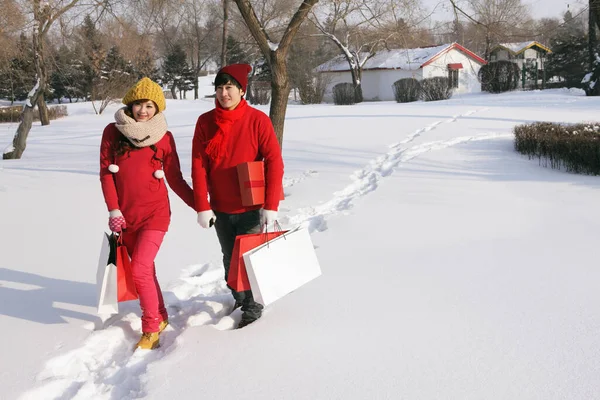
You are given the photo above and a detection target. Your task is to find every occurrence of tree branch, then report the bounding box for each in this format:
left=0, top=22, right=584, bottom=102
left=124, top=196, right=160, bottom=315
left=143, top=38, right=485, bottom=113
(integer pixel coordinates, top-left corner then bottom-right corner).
left=279, top=0, right=319, bottom=51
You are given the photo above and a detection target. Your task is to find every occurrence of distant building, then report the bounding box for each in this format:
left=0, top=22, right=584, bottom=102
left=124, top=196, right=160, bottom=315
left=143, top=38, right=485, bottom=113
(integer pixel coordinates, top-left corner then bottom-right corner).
left=315, top=42, right=486, bottom=102
left=488, top=41, right=552, bottom=88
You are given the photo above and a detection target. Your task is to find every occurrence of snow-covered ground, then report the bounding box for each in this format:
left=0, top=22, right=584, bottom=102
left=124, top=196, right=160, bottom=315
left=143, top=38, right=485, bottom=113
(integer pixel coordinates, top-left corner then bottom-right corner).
left=1, top=84, right=599, bottom=399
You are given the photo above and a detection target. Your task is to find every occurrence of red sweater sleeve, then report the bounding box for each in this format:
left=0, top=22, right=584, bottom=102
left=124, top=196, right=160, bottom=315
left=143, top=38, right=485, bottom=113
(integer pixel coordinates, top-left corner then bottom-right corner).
left=164, top=132, right=195, bottom=209
left=99, top=125, right=120, bottom=211
left=257, top=114, right=284, bottom=211
left=191, top=117, right=211, bottom=212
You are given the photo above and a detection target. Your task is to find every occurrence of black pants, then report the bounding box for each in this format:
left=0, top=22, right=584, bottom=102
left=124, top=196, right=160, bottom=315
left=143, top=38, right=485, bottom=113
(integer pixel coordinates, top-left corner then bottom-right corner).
left=214, top=209, right=263, bottom=321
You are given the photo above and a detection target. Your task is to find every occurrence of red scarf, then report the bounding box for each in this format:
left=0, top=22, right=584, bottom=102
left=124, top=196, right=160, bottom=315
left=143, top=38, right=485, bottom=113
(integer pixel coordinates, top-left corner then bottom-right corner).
left=205, top=98, right=249, bottom=162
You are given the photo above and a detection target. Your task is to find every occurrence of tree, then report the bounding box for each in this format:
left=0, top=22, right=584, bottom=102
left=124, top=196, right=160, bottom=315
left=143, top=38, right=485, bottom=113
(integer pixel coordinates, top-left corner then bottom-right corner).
left=222, top=0, right=230, bottom=67
left=77, top=15, right=105, bottom=101
left=4, top=0, right=83, bottom=160
left=233, top=0, right=319, bottom=146
left=0, top=34, right=36, bottom=103
left=310, top=0, right=418, bottom=104
left=449, top=0, right=531, bottom=59
left=163, top=43, right=189, bottom=99
left=49, top=45, right=85, bottom=103
left=545, top=10, right=590, bottom=88
left=91, top=45, right=136, bottom=114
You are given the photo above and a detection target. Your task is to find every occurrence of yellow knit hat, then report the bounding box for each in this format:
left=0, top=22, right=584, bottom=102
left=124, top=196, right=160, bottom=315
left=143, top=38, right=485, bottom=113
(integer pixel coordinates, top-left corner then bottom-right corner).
left=122, top=77, right=166, bottom=113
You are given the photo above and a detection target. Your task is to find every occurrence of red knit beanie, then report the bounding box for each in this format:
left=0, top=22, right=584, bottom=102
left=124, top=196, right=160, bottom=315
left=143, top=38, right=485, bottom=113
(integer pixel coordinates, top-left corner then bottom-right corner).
left=216, top=64, right=252, bottom=92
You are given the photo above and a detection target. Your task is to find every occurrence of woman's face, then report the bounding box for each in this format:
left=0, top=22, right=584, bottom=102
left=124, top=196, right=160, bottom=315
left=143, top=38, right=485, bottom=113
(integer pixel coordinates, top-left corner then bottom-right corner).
left=216, top=83, right=244, bottom=110
left=131, top=100, right=157, bottom=122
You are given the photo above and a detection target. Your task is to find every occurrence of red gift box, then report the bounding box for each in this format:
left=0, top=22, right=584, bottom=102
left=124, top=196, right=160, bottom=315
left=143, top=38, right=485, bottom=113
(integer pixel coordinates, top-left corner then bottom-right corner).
left=237, top=161, right=284, bottom=206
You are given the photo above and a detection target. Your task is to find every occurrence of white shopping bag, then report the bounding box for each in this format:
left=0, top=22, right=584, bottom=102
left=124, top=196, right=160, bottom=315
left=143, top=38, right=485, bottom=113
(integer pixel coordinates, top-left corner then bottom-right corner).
left=242, top=226, right=321, bottom=306
left=96, top=233, right=119, bottom=314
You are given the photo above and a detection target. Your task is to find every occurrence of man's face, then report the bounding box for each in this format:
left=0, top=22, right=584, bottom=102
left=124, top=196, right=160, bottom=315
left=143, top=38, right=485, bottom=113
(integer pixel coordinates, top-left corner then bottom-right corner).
left=216, top=82, right=244, bottom=110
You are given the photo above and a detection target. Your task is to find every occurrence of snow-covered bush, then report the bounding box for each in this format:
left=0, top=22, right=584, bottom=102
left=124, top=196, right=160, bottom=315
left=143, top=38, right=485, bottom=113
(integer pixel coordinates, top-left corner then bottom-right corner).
left=0, top=105, right=68, bottom=123
left=421, top=77, right=452, bottom=101
left=514, top=122, right=600, bottom=175
left=333, top=83, right=356, bottom=105
left=479, top=61, right=520, bottom=93
left=392, top=78, right=421, bottom=103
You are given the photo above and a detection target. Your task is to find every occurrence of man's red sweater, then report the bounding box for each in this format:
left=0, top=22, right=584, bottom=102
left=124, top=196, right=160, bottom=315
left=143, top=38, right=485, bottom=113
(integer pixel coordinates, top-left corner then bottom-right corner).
left=192, top=106, right=284, bottom=214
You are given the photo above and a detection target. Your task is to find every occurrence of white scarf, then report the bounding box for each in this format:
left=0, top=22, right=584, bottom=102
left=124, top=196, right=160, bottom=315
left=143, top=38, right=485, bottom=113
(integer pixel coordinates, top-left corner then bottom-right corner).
left=114, top=107, right=168, bottom=147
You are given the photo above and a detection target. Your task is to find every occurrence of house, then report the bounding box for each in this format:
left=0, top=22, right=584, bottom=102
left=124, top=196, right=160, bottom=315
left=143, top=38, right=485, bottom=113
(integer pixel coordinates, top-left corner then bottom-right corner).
left=489, top=41, right=551, bottom=70
left=315, top=43, right=486, bottom=102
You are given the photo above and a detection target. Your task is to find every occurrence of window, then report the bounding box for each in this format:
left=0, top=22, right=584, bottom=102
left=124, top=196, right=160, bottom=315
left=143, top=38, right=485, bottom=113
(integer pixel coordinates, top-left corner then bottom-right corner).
left=448, top=69, right=459, bottom=88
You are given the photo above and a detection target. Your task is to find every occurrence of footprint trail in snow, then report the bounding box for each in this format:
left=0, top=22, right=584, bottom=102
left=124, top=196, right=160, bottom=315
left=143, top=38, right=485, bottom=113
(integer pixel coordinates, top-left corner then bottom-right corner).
left=22, top=107, right=509, bottom=400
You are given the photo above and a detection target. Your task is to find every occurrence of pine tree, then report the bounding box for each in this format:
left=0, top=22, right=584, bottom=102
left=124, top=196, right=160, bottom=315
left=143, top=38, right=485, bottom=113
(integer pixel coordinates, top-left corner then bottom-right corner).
left=49, top=45, right=83, bottom=103
left=226, top=35, right=250, bottom=64
left=134, top=49, right=160, bottom=81
left=546, top=10, right=595, bottom=88
left=0, top=34, right=36, bottom=102
left=77, top=15, right=105, bottom=100
left=163, top=44, right=189, bottom=99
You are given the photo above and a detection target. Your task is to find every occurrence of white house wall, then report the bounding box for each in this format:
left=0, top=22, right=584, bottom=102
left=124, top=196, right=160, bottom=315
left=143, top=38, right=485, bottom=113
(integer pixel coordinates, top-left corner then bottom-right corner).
left=370, top=70, right=422, bottom=101
left=423, top=49, right=482, bottom=94
left=321, top=71, right=353, bottom=103
left=320, top=48, right=482, bottom=102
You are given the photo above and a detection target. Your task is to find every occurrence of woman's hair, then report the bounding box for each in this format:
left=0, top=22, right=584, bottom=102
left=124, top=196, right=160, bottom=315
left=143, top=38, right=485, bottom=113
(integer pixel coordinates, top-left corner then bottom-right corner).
left=214, top=73, right=242, bottom=90
left=113, top=100, right=158, bottom=156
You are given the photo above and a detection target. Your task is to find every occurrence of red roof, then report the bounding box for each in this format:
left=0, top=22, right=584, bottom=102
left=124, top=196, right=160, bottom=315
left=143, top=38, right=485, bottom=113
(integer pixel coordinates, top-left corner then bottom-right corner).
left=421, top=43, right=487, bottom=68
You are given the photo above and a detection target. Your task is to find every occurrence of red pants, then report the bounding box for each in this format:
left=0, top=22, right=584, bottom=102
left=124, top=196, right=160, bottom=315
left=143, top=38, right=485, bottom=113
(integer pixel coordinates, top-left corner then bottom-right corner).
left=121, top=229, right=167, bottom=333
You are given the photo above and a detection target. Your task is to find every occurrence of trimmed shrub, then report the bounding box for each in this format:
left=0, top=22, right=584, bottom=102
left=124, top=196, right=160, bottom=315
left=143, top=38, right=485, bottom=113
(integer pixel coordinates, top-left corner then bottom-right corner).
left=393, top=78, right=421, bottom=103
left=0, top=105, right=68, bottom=124
left=421, top=77, right=453, bottom=101
left=333, top=82, right=356, bottom=105
left=298, top=75, right=327, bottom=104
left=248, top=80, right=271, bottom=105
left=514, top=122, right=600, bottom=175
left=479, top=61, right=520, bottom=93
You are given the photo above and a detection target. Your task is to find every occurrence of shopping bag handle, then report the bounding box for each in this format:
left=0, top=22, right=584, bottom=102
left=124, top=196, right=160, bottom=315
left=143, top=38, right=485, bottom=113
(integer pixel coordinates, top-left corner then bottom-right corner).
left=262, top=221, right=285, bottom=246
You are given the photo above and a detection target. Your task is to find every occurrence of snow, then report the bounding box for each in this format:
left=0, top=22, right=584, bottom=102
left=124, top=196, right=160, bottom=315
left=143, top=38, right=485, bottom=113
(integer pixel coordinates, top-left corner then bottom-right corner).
left=1, top=80, right=600, bottom=399
left=316, top=44, right=453, bottom=72
left=3, top=144, right=14, bottom=155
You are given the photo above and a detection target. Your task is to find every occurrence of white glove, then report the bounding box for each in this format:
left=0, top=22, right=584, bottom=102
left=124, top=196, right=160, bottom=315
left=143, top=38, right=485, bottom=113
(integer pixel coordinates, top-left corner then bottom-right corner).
left=260, top=209, right=278, bottom=227
left=197, top=210, right=216, bottom=228
left=109, top=209, right=123, bottom=218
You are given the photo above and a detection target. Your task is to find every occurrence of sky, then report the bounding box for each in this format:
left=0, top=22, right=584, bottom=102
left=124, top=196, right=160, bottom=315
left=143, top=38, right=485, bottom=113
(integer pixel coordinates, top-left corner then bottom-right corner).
left=1, top=77, right=600, bottom=399
left=426, top=0, right=584, bottom=21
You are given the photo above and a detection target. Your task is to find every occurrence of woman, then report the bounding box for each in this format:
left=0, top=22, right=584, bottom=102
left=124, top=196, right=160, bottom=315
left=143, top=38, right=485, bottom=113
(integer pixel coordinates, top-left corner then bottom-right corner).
left=99, top=77, right=194, bottom=349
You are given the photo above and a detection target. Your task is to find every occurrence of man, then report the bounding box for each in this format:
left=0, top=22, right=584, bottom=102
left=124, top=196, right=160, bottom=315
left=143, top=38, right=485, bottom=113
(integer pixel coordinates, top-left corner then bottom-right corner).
left=192, top=63, right=284, bottom=329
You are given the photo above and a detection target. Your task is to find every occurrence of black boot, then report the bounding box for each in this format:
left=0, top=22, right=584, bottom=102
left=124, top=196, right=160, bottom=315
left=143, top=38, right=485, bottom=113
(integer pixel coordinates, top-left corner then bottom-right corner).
left=236, top=292, right=263, bottom=329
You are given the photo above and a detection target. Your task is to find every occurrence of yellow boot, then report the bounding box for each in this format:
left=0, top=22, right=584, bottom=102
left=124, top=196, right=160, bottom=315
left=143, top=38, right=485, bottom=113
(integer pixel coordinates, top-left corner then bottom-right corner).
left=158, top=320, right=169, bottom=333
left=135, top=332, right=160, bottom=350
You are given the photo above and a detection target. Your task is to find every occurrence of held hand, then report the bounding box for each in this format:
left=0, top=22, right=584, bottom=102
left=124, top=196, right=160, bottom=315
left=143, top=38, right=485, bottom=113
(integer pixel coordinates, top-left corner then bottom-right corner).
left=108, top=210, right=127, bottom=232
left=197, top=210, right=216, bottom=229
left=260, top=209, right=278, bottom=228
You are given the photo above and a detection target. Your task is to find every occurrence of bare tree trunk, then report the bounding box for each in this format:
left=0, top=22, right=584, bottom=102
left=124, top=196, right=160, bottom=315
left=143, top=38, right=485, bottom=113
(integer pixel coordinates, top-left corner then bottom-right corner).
left=3, top=0, right=81, bottom=159
left=233, top=0, right=319, bottom=147
left=37, top=93, right=49, bottom=125
left=221, top=0, right=229, bottom=68
left=3, top=80, right=42, bottom=159
left=269, top=51, right=290, bottom=145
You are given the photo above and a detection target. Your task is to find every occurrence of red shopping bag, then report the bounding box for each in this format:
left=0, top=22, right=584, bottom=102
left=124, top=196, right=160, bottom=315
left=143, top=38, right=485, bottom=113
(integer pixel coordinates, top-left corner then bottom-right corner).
left=115, top=235, right=138, bottom=302
left=228, top=231, right=287, bottom=292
